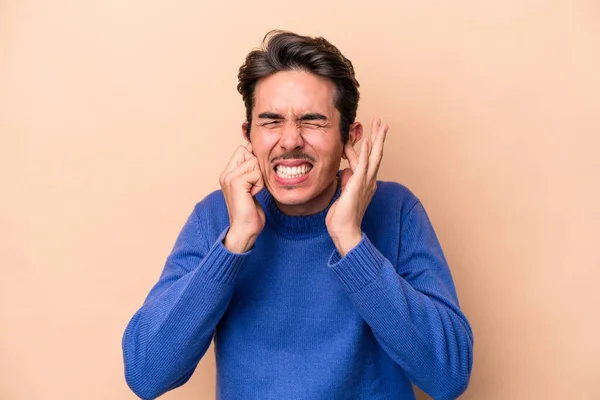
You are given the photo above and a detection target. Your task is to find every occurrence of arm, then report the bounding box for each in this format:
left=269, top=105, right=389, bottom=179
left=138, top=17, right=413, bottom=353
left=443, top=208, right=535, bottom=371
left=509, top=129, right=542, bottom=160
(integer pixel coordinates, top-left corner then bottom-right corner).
left=328, top=201, right=473, bottom=399
left=122, top=208, right=251, bottom=400
left=123, top=143, right=265, bottom=399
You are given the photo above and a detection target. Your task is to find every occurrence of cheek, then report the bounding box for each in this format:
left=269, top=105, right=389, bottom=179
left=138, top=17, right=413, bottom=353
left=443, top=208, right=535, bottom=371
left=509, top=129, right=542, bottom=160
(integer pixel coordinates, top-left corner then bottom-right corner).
left=303, top=133, right=343, bottom=162
left=251, top=134, right=278, bottom=171
left=252, top=130, right=280, bottom=149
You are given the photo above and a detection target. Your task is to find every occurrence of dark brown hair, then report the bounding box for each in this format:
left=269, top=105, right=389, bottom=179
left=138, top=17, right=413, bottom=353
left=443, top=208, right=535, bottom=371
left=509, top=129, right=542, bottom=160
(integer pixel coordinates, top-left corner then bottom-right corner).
left=237, top=30, right=360, bottom=144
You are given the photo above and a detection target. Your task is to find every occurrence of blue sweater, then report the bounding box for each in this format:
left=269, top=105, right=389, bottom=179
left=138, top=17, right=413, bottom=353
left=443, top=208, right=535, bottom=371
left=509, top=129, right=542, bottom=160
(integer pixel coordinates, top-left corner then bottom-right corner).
left=122, top=177, right=473, bottom=400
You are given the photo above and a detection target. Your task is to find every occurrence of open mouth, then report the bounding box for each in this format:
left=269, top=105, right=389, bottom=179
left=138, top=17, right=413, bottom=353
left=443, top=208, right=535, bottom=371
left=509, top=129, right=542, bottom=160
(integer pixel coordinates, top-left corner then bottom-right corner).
left=274, top=164, right=314, bottom=179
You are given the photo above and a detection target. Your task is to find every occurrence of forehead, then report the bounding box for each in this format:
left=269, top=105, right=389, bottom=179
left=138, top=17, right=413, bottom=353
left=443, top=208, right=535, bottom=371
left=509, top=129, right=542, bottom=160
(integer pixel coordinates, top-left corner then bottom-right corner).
left=253, top=70, right=336, bottom=116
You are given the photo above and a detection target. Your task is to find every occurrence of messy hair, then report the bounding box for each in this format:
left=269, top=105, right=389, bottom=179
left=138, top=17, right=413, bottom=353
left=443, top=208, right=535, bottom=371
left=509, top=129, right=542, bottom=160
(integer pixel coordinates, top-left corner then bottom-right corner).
left=237, top=30, right=360, bottom=143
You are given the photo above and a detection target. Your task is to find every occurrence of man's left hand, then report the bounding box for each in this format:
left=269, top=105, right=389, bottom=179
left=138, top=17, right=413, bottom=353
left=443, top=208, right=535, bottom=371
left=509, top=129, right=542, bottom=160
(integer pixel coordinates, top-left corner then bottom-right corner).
left=326, top=118, right=388, bottom=256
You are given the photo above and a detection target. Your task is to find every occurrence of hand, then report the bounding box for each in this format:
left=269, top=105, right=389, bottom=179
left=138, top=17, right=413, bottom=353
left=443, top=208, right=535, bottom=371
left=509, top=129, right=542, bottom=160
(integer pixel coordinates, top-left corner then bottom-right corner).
left=326, top=118, right=388, bottom=256
left=219, top=143, right=266, bottom=253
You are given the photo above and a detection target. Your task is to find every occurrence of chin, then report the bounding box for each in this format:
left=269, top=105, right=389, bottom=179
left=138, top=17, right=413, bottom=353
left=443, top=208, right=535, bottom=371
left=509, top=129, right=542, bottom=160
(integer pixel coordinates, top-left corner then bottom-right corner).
left=267, top=180, right=321, bottom=212
left=270, top=189, right=313, bottom=206
left=264, top=164, right=338, bottom=212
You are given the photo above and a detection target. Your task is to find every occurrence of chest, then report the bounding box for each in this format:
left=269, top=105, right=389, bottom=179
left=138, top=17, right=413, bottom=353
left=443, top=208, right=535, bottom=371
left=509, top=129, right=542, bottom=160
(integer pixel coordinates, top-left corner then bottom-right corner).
left=216, top=232, right=363, bottom=344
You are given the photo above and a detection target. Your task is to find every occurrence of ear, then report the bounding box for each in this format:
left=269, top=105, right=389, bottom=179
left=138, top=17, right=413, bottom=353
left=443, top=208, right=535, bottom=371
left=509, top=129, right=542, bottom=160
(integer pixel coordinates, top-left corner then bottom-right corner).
left=342, top=122, right=363, bottom=159
left=349, top=121, right=364, bottom=145
left=241, top=121, right=250, bottom=142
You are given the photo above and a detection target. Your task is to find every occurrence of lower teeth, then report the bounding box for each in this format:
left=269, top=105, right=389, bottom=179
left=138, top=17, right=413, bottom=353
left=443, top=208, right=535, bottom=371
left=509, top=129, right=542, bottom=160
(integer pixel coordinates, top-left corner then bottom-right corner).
left=279, top=173, right=306, bottom=179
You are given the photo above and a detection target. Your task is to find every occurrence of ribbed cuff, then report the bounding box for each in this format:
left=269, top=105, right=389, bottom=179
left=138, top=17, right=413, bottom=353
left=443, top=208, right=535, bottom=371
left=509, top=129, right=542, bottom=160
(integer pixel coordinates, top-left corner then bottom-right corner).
left=200, top=227, right=251, bottom=285
left=328, top=233, right=385, bottom=293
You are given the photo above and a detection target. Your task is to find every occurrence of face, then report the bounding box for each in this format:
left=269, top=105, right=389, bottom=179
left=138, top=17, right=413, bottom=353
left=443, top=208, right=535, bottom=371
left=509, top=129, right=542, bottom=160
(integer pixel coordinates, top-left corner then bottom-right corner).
left=242, top=70, right=361, bottom=217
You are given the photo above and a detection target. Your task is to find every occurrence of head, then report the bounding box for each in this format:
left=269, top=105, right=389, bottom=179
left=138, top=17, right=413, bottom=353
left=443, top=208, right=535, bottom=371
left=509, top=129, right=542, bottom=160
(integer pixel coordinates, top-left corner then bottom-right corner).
left=237, top=30, right=363, bottom=216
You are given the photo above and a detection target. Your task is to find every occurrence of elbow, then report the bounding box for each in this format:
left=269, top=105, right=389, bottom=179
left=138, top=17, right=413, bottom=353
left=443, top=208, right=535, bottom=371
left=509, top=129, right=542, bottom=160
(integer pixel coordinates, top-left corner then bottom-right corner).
left=122, top=317, right=207, bottom=399
left=125, top=374, right=163, bottom=400
left=123, top=349, right=168, bottom=400
left=122, top=322, right=167, bottom=400
left=434, top=372, right=471, bottom=400
left=123, top=333, right=195, bottom=400
left=424, top=367, right=471, bottom=400
left=429, top=339, right=474, bottom=400
left=439, top=315, right=474, bottom=399
left=124, top=361, right=193, bottom=400
left=125, top=374, right=173, bottom=400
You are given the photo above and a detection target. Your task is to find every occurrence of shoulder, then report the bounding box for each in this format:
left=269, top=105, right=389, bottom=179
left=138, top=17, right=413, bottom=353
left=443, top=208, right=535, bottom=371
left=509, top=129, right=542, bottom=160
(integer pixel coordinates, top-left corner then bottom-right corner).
left=192, top=189, right=227, bottom=214
left=190, top=189, right=230, bottom=239
left=361, top=179, right=421, bottom=254
left=373, top=179, right=421, bottom=217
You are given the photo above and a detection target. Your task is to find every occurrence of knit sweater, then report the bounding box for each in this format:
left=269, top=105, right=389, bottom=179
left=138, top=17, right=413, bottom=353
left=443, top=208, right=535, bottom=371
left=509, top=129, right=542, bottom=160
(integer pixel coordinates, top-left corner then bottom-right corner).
left=122, top=176, right=474, bottom=400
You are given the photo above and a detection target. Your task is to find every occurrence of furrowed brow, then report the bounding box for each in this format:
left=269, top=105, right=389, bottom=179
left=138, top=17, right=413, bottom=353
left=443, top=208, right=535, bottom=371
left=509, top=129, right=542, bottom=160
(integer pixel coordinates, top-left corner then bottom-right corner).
left=258, top=112, right=285, bottom=120
left=299, top=113, right=328, bottom=121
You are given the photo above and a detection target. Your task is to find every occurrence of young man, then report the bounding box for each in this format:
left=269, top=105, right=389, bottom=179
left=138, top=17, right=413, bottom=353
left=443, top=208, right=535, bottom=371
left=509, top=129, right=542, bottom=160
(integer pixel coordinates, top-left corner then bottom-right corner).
left=123, top=31, right=473, bottom=400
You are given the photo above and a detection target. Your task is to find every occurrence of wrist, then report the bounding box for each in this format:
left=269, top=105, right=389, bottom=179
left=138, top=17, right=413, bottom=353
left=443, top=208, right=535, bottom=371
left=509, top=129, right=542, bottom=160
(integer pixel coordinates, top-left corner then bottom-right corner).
left=330, top=230, right=363, bottom=257
left=223, top=228, right=255, bottom=254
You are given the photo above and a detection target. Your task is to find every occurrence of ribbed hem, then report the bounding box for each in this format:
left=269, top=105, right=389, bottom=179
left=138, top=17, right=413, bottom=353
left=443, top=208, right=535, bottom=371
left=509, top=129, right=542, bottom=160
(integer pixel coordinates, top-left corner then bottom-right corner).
left=328, top=234, right=385, bottom=293
left=200, top=227, right=251, bottom=285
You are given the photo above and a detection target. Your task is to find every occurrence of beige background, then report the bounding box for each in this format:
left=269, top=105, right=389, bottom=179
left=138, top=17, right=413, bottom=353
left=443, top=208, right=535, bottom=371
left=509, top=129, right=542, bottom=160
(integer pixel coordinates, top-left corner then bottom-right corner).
left=2, top=0, right=599, bottom=399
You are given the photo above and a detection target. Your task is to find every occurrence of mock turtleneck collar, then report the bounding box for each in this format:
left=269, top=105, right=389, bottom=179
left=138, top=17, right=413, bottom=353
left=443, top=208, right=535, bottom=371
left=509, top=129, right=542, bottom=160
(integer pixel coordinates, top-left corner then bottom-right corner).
left=257, top=172, right=342, bottom=238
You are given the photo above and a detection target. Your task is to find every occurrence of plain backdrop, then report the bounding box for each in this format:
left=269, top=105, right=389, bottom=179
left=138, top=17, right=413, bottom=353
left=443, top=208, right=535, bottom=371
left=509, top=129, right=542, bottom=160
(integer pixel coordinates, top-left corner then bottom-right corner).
left=1, top=1, right=599, bottom=399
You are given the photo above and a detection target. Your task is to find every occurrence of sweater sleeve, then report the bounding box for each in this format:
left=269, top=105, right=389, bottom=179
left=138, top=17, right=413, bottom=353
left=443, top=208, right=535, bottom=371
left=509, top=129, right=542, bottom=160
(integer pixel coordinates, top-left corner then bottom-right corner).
left=122, top=207, right=250, bottom=400
left=328, top=201, right=473, bottom=400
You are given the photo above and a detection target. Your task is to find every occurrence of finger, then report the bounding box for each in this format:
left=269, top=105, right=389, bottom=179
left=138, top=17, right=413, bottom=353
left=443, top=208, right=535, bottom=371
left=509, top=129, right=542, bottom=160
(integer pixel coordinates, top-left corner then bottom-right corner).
left=223, top=161, right=264, bottom=197
left=354, top=137, right=370, bottom=181
left=369, top=118, right=380, bottom=155
left=223, top=146, right=247, bottom=175
left=242, top=142, right=254, bottom=161
left=224, top=145, right=254, bottom=175
left=368, top=121, right=388, bottom=181
left=227, top=157, right=259, bottom=180
left=344, top=140, right=360, bottom=172
left=244, top=169, right=265, bottom=196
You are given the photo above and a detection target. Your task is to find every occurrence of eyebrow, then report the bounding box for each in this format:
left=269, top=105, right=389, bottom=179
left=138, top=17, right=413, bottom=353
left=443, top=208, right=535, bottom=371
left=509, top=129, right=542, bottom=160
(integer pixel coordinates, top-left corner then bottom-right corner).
left=257, top=112, right=328, bottom=121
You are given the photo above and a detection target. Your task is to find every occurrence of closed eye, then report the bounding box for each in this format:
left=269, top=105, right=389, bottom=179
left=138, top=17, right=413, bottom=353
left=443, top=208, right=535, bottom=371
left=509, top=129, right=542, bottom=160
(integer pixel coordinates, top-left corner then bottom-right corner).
left=301, top=121, right=325, bottom=127
left=261, top=121, right=282, bottom=126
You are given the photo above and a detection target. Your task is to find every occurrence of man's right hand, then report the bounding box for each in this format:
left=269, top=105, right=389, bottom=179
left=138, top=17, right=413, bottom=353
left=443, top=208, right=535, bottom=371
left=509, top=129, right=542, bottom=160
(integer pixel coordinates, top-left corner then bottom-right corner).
left=219, top=143, right=266, bottom=253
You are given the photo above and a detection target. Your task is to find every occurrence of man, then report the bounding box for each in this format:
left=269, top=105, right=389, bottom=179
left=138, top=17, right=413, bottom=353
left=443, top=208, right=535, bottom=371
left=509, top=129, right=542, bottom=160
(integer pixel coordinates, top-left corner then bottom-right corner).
left=122, top=31, right=473, bottom=400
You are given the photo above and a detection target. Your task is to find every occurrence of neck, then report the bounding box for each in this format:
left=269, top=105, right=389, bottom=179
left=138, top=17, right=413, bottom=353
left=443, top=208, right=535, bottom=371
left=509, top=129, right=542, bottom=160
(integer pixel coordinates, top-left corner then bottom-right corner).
left=256, top=172, right=342, bottom=238
left=275, top=177, right=339, bottom=217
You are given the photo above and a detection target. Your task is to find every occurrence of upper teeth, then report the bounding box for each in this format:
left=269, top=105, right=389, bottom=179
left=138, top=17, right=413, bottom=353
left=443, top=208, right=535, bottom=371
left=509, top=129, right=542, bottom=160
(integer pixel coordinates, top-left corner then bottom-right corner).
left=276, top=164, right=312, bottom=178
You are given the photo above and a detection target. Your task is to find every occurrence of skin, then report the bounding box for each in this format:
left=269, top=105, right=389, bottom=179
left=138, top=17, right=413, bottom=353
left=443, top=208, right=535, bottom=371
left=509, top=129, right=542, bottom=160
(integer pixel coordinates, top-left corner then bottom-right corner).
left=220, top=70, right=388, bottom=255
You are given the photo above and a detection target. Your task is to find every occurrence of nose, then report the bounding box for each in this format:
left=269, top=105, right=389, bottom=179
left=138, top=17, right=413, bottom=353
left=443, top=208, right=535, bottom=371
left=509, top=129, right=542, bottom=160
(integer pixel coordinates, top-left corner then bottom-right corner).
left=278, top=121, right=304, bottom=152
